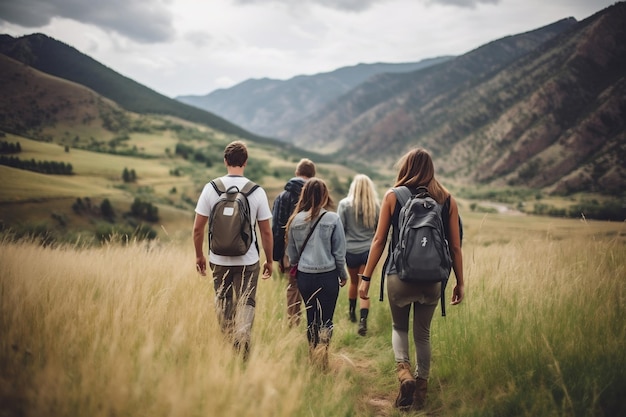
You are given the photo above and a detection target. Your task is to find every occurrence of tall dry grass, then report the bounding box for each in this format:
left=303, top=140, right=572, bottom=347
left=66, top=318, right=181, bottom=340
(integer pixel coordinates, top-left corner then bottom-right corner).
left=428, top=215, right=626, bottom=417
left=0, top=239, right=346, bottom=417
left=1, top=214, right=624, bottom=417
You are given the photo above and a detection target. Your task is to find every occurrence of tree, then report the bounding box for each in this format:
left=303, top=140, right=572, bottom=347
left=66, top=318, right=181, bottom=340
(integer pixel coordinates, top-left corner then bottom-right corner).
left=130, top=198, right=159, bottom=222
left=100, top=198, right=114, bottom=221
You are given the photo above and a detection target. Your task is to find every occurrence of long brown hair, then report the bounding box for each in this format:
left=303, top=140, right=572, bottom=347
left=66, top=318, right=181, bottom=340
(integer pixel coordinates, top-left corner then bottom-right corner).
left=286, top=178, right=334, bottom=231
left=394, top=148, right=449, bottom=204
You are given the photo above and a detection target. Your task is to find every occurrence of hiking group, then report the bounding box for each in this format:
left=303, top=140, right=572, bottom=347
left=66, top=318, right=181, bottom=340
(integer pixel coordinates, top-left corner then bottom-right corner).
left=193, top=141, right=464, bottom=411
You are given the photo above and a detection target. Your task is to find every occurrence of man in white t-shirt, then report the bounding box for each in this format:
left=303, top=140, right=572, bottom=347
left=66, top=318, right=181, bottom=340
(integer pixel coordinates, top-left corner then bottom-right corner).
left=193, top=141, right=273, bottom=359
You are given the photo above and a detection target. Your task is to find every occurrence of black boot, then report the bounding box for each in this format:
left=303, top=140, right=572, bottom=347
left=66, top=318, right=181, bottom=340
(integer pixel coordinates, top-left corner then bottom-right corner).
left=358, top=317, right=367, bottom=336
left=349, top=298, right=357, bottom=322
left=358, top=308, right=368, bottom=336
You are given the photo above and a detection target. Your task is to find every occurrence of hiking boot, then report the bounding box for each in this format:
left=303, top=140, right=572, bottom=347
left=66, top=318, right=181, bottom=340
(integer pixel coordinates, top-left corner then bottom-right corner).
left=233, top=340, right=250, bottom=362
left=394, top=362, right=416, bottom=410
left=310, top=344, right=329, bottom=370
left=349, top=309, right=357, bottom=323
left=413, top=377, right=428, bottom=410
left=358, top=317, right=367, bottom=336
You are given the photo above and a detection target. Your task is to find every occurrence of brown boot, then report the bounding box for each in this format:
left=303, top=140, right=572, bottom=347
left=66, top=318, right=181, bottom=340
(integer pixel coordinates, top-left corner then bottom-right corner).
left=394, top=362, right=416, bottom=410
left=413, top=377, right=428, bottom=410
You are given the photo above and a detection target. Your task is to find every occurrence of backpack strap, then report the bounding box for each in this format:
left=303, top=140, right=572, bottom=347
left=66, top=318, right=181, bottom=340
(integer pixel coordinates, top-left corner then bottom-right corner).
left=240, top=181, right=259, bottom=196
left=238, top=180, right=260, bottom=254
left=210, top=178, right=226, bottom=195
left=380, top=186, right=412, bottom=302
left=393, top=186, right=412, bottom=207
left=210, top=179, right=259, bottom=196
left=297, top=211, right=327, bottom=259
left=414, top=186, right=430, bottom=198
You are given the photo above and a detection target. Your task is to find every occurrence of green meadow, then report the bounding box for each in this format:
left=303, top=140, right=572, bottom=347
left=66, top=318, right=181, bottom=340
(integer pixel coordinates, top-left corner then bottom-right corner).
left=0, top=128, right=355, bottom=244
left=1, top=211, right=624, bottom=417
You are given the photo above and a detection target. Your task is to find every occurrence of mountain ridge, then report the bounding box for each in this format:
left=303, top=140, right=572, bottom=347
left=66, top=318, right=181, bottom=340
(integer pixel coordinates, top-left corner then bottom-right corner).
left=289, top=17, right=580, bottom=154
left=176, top=57, right=454, bottom=139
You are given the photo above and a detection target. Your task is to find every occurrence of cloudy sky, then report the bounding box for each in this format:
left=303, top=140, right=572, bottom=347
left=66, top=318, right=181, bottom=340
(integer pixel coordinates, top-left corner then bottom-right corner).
left=0, top=0, right=616, bottom=98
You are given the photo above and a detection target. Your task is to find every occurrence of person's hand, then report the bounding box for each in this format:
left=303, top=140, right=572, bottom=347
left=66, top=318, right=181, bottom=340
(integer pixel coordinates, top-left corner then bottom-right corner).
left=359, top=280, right=370, bottom=300
left=262, top=261, right=273, bottom=280
left=339, top=277, right=347, bottom=287
left=451, top=284, right=464, bottom=305
left=196, top=256, right=207, bottom=276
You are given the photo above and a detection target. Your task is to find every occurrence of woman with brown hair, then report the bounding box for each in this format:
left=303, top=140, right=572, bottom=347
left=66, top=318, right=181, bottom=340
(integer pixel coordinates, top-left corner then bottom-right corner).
left=286, top=178, right=347, bottom=367
left=358, top=148, right=464, bottom=410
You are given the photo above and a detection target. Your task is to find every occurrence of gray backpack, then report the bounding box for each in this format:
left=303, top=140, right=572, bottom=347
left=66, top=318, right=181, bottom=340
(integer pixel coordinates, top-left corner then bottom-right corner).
left=392, top=186, right=452, bottom=314
left=209, top=179, right=259, bottom=256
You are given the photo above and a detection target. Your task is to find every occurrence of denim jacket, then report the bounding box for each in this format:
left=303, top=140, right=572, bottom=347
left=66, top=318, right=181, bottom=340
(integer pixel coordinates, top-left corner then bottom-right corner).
left=286, top=210, right=347, bottom=279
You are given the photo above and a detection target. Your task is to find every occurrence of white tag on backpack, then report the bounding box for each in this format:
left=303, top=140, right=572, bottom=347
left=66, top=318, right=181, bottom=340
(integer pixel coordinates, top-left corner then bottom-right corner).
left=222, top=207, right=234, bottom=216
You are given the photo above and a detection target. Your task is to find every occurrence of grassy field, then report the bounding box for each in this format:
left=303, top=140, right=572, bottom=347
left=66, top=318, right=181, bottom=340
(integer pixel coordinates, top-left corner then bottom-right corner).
left=0, top=129, right=360, bottom=245
left=1, top=212, right=624, bottom=417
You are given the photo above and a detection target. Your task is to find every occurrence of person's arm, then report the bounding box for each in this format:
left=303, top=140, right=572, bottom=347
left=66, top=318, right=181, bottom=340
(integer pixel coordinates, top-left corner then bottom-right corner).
left=272, top=194, right=288, bottom=269
left=331, top=216, right=348, bottom=286
left=447, top=196, right=464, bottom=305
left=193, top=213, right=209, bottom=276
left=286, top=222, right=297, bottom=266
left=359, top=189, right=395, bottom=300
left=257, top=218, right=273, bottom=279
left=271, top=196, right=280, bottom=234
left=337, top=200, right=348, bottom=233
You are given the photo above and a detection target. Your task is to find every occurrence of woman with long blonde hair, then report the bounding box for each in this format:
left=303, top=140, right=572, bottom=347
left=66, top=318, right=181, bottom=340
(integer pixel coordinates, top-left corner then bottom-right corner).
left=337, top=174, right=380, bottom=336
left=359, top=148, right=464, bottom=411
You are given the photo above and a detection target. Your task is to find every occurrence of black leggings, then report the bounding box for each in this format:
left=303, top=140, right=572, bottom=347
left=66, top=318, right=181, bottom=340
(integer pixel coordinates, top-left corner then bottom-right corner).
left=297, top=269, right=340, bottom=347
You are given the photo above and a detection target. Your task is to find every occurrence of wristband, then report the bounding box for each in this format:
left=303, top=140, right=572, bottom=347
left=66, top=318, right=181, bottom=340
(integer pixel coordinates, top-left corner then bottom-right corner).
left=358, top=274, right=371, bottom=282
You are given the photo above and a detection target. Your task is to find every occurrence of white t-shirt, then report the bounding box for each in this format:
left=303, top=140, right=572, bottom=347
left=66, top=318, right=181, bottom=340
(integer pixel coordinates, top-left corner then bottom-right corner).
left=195, top=175, right=272, bottom=266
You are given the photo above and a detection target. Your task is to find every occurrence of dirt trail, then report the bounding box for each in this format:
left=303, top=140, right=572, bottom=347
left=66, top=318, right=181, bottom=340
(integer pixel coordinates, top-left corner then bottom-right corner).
left=330, top=352, right=396, bottom=417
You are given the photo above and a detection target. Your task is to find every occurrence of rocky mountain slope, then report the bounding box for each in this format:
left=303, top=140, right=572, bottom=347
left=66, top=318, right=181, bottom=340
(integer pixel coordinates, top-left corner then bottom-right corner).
left=287, top=3, right=626, bottom=195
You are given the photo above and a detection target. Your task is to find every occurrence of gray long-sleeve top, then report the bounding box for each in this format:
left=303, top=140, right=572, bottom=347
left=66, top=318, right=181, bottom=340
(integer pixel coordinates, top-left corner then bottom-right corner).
left=337, top=197, right=378, bottom=254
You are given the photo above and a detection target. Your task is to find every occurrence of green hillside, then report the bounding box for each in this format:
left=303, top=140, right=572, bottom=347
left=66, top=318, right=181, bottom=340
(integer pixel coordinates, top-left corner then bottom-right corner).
left=0, top=33, right=280, bottom=146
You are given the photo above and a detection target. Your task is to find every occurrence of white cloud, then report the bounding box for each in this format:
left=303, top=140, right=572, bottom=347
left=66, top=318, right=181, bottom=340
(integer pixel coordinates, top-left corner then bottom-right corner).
left=233, top=0, right=386, bottom=12
left=426, top=0, right=501, bottom=8
left=0, top=0, right=175, bottom=42
left=0, top=0, right=617, bottom=97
